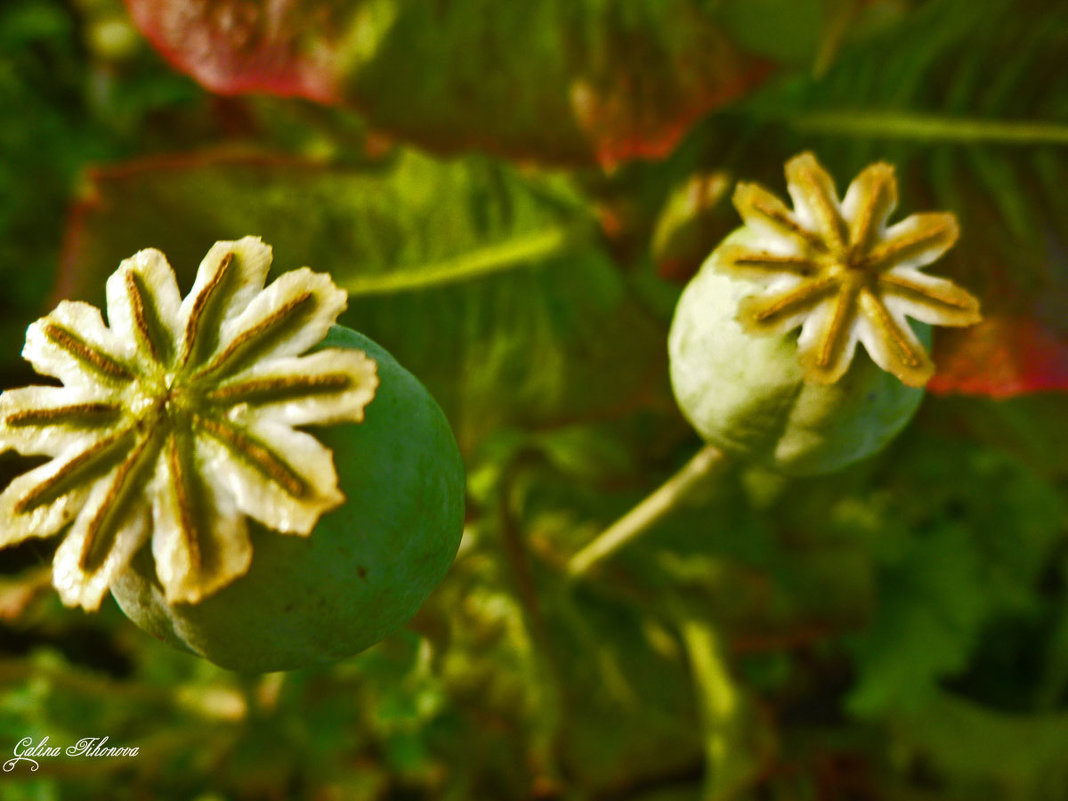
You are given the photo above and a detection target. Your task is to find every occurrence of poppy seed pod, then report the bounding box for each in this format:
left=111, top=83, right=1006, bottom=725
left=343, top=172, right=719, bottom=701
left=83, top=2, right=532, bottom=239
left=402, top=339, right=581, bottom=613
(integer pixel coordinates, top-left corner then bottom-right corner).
left=0, top=238, right=465, bottom=671
left=668, top=154, right=980, bottom=475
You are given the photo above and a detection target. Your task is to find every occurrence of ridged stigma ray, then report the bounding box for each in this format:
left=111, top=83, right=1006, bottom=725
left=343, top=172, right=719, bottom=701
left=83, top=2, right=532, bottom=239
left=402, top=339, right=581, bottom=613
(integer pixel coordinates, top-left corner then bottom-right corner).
left=0, top=237, right=378, bottom=610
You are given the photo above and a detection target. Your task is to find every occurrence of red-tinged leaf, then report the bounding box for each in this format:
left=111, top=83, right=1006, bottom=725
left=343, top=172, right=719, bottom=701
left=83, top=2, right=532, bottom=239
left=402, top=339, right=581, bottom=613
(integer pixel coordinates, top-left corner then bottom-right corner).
left=124, top=0, right=340, bottom=102
left=122, top=0, right=772, bottom=166
left=567, top=43, right=773, bottom=169
left=930, top=316, right=1068, bottom=398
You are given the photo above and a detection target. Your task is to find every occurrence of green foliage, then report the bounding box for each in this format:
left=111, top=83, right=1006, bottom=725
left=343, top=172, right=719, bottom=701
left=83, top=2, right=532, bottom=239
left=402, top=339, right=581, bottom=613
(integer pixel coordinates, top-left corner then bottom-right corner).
left=1, top=0, right=1067, bottom=799
left=0, top=1, right=101, bottom=374
left=0, top=0, right=203, bottom=377
left=844, top=439, right=1065, bottom=715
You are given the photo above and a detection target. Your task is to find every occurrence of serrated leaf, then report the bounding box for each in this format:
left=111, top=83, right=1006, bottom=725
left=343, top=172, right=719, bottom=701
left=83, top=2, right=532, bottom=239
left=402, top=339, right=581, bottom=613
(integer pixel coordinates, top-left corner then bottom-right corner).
left=123, top=0, right=772, bottom=166
left=56, top=149, right=665, bottom=449
left=848, top=526, right=988, bottom=716
left=847, top=438, right=1065, bottom=716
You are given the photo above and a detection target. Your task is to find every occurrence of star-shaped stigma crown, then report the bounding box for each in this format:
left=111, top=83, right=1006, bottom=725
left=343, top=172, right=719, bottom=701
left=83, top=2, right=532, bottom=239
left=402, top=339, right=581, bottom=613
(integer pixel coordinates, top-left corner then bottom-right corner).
left=718, top=152, right=981, bottom=387
left=0, top=237, right=378, bottom=610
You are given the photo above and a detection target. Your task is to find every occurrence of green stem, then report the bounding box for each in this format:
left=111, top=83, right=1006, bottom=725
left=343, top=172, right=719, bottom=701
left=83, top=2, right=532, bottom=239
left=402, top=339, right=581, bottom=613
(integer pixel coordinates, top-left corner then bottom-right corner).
left=498, top=452, right=567, bottom=789
left=566, top=444, right=727, bottom=579
left=787, top=110, right=1068, bottom=145
left=340, top=226, right=572, bottom=297
left=679, top=617, right=741, bottom=801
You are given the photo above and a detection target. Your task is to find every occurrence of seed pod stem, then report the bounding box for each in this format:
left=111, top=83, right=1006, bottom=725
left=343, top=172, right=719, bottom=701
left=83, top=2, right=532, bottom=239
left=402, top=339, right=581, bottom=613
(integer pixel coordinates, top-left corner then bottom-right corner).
left=567, top=444, right=728, bottom=579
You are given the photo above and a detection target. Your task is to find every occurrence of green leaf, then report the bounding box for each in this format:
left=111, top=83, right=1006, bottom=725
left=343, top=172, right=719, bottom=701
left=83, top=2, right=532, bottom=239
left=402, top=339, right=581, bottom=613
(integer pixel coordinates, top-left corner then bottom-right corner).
left=57, top=149, right=665, bottom=449
left=717, top=0, right=823, bottom=66
left=545, top=587, right=705, bottom=792
left=846, top=437, right=1065, bottom=716
left=847, top=525, right=988, bottom=716
left=891, top=691, right=1068, bottom=799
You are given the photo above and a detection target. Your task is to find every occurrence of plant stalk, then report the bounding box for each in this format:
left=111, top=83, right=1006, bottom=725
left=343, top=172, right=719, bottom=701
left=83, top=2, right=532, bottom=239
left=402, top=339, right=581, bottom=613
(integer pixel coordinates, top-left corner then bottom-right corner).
left=679, top=617, right=741, bottom=801
left=788, top=110, right=1068, bottom=145
left=341, top=226, right=572, bottom=297
left=566, top=443, right=727, bottom=579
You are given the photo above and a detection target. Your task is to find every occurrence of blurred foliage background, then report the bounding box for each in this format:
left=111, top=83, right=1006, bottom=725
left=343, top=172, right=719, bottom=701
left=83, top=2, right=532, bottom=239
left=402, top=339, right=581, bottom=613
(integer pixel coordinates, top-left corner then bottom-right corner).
left=1, top=0, right=1068, bottom=799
